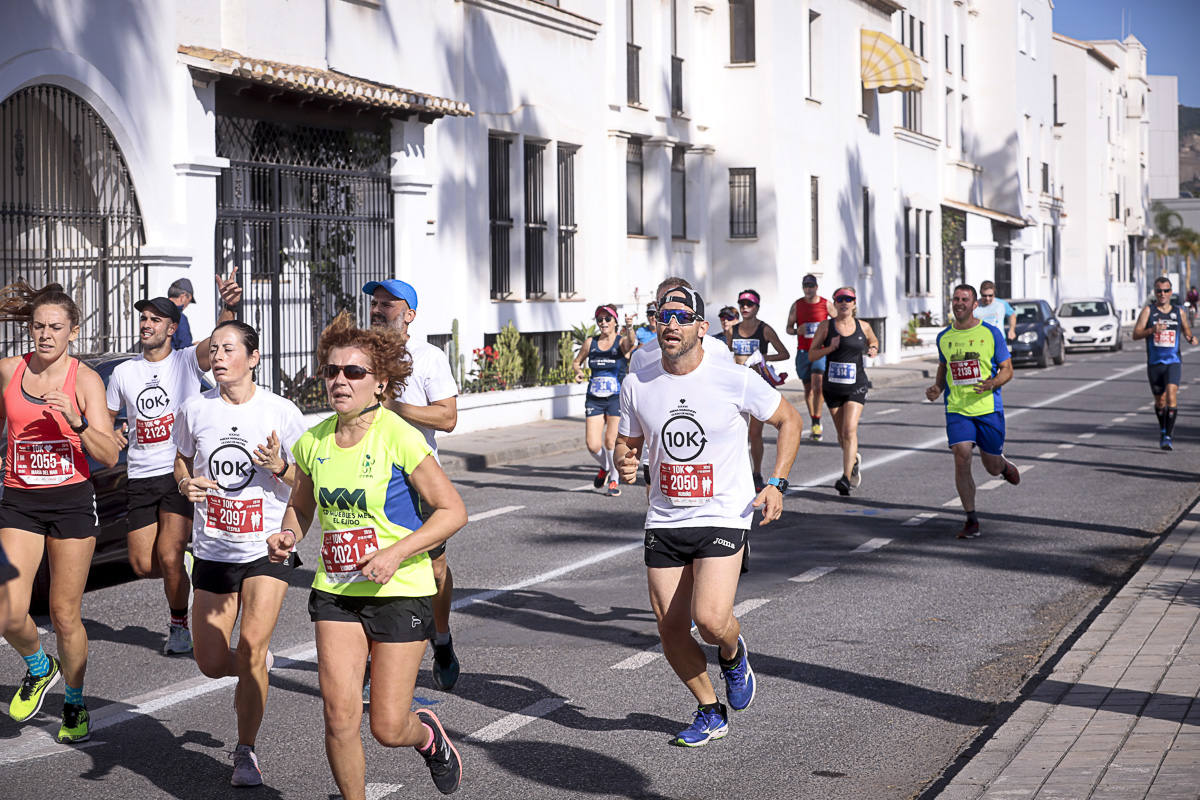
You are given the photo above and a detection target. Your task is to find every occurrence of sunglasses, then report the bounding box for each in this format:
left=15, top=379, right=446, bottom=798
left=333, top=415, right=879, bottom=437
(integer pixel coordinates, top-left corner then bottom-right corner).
left=719, top=313, right=738, bottom=321
left=738, top=301, right=757, bottom=308
left=595, top=315, right=614, bottom=323
left=656, top=308, right=702, bottom=326
left=834, top=295, right=856, bottom=303
left=321, top=364, right=374, bottom=380
left=1156, top=289, right=1172, bottom=294
left=980, top=293, right=995, bottom=298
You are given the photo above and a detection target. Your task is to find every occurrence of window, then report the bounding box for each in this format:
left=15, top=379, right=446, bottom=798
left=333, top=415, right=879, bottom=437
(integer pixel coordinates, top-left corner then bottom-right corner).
left=488, top=135, right=512, bottom=299
left=903, top=207, right=932, bottom=295
left=945, top=89, right=954, bottom=148
left=900, top=10, right=925, bottom=58
left=671, top=0, right=684, bottom=113
left=904, top=207, right=914, bottom=294
left=627, top=0, right=640, bottom=104
left=730, top=0, right=755, bottom=63
left=1020, top=10, right=1034, bottom=57
left=810, top=176, right=819, bottom=261
left=671, top=146, right=687, bottom=239
left=557, top=147, right=577, bottom=298
left=960, top=94, right=969, bottom=158
left=902, top=90, right=922, bottom=132
left=1052, top=74, right=1059, bottom=124
left=944, top=34, right=950, bottom=71
left=808, top=11, right=820, bottom=97
left=924, top=210, right=932, bottom=293
left=524, top=142, right=546, bottom=299
left=729, top=168, right=756, bottom=238
left=626, top=138, right=643, bottom=235
left=862, top=187, right=872, bottom=267
left=960, top=44, right=965, bottom=78
left=1041, top=162, right=1050, bottom=194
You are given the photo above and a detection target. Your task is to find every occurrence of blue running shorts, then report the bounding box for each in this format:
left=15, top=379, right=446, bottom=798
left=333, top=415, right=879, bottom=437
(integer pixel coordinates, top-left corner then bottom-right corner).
left=945, top=411, right=1006, bottom=456
left=1147, top=362, right=1181, bottom=397
left=794, top=350, right=827, bottom=381
left=585, top=393, right=620, bottom=417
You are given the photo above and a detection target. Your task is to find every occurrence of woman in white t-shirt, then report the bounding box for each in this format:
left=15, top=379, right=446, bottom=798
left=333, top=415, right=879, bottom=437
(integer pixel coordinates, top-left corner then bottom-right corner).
left=172, top=321, right=307, bottom=789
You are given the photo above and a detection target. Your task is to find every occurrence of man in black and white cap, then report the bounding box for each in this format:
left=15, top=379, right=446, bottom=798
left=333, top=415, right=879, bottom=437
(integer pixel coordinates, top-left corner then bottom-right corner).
left=168, top=278, right=197, bottom=350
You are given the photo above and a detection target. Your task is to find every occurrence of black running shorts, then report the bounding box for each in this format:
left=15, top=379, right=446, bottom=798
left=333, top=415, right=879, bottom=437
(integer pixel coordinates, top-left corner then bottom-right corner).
left=126, top=473, right=194, bottom=532
left=0, top=482, right=100, bottom=539
left=1147, top=362, right=1181, bottom=396
left=308, top=589, right=435, bottom=643
left=644, top=526, right=748, bottom=568
left=192, top=553, right=297, bottom=595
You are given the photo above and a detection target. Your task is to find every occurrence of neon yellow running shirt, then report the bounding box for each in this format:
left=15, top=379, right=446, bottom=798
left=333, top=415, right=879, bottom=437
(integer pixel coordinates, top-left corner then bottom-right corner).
left=292, top=408, right=435, bottom=597
left=935, top=322, right=1010, bottom=416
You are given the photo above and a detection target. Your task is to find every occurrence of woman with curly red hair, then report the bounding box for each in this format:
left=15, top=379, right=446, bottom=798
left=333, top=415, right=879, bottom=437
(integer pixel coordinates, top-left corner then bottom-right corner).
left=267, top=311, right=468, bottom=798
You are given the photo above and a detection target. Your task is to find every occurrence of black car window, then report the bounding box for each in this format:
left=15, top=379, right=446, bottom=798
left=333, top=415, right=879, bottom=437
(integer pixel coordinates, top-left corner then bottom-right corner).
left=1012, top=303, right=1042, bottom=324
left=1059, top=302, right=1109, bottom=317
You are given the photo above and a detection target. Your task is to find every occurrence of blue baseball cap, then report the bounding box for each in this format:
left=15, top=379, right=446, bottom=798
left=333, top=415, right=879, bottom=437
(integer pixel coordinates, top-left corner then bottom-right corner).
left=362, top=279, right=418, bottom=309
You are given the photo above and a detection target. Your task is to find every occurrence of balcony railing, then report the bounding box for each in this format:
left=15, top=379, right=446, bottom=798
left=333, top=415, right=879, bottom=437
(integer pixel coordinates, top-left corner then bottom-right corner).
left=671, top=56, right=684, bottom=114
left=627, top=43, right=641, bottom=105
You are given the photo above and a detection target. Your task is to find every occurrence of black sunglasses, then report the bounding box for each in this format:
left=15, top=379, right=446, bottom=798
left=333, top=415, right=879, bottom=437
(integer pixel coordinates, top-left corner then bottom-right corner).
left=1156, top=288, right=1172, bottom=294
left=321, top=364, right=374, bottom=380
left=657, top=308, right=702, bottom=326
left=834, top=295, right=856, bottom=303
left=719, top=312, right=738, bottom=321
left=595, top=315, right=615, bottom=323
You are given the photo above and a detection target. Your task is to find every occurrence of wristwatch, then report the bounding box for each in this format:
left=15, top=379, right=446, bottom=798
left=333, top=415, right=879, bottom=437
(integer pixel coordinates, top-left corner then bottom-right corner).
left=70, top=415, right=89, bottom=434
left=766, top=477, right=789, bottom=493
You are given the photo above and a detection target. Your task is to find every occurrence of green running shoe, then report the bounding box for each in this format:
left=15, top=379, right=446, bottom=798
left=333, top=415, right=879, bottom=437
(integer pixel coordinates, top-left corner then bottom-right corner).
left=57, top=702, right=90, bottom=743
left=8, top=655, right=61, bottom=722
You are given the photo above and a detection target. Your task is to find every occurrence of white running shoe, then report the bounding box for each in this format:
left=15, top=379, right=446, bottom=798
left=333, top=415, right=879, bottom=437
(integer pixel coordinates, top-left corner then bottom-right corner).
left=849, top=452, right=862, bottom=488
left=163, top=624, right=193, bottom=656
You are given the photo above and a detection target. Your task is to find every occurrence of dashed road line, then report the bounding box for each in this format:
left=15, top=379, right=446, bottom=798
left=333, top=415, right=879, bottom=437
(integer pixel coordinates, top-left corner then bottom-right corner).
left=569, top=483, right=596, bottom=492
left=789, top=566, right=837, bottom=583
left=1057, top=442, right=1076, bottom=449
left=732, top=597, right=771, bottom=616
left=1039, top=451, right=1060, bottom=459
left=901, top=512, right=938, bottom=526
left=850, top=537, right=892, bottom=554
left=1078, top=432, right=1096, bottom=439
left=611, top=647, right=663, bottom=670
left=875, top=408, right=899, bottom=416
left=467, top=698, right=568, bottom=743
left=469, top=505, right=525, bottom=522
left=942, top=497, right=963, bottom=508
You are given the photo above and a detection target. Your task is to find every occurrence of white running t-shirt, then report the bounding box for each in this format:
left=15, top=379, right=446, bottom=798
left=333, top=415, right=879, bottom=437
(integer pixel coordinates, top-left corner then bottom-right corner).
left=174, top=386, right=308, bottom=564
left=619, top=351, right=783, bottom=529
left=629, top=331, right=733, bottom=372
left=106, top=347, right=205, bottom=479
left=396, top=337, right=459, bottom=461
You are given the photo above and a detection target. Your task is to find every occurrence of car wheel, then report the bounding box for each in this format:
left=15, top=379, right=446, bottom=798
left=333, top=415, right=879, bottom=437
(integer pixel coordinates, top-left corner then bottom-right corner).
left=1036, top=341, right=1049, bottom=368
left=1053, top=337, right=1065, bottom=365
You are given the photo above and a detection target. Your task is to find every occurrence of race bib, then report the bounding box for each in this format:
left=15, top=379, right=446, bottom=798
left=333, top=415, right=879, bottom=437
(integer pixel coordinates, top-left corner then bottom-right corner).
left=588, top=375, right=620, bottom=397
left=949, top=359, right=982, bottom=386
left=659, top=463, right=714, bottom=507
left=827, top=361, right=857, bottom=385
left=12, top=440, right=74, bottom=485
left=204, top=494, right=264, bottom=542
left=803, top=322, right=820, bottom=337
left=1154, top=328, right=1177, bottom=348
left=732, top=339, right=760, bottom=356
left=320, top=526, right=380, bottom=584
left=135, top=413, right=174, bottom=446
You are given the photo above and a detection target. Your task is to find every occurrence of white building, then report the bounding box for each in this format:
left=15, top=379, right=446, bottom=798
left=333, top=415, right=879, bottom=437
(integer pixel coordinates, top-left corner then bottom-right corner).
left=1148, top=74, right=1180, bottom=200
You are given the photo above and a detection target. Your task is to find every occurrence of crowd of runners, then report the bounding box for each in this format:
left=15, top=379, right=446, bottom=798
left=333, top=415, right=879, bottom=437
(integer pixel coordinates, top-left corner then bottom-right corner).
left=0, top=266, right=1188, bottom=793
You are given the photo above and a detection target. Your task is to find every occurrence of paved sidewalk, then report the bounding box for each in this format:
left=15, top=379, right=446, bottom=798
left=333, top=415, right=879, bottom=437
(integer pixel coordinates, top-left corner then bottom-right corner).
left=935, top=511, right=1200, bottom=799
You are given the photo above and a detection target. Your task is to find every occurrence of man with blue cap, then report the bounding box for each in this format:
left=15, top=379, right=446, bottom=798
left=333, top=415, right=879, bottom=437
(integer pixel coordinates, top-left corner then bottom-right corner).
left=362, top=278, right=462, bottom=691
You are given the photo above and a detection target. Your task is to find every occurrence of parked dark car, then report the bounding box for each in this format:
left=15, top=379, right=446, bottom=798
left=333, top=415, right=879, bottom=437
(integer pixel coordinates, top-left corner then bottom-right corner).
left=1007, top=299, right=1066, bottom=368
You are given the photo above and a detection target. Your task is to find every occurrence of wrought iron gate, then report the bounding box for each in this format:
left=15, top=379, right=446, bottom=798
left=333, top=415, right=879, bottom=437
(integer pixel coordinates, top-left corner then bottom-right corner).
left=0, top=85, right=146, bottom=354
left=215, top=115, right=393, bottom=411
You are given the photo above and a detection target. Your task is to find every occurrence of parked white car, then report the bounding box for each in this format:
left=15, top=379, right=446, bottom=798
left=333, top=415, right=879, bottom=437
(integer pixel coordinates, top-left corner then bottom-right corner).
left=1056, top=298, right=1122, bottom=352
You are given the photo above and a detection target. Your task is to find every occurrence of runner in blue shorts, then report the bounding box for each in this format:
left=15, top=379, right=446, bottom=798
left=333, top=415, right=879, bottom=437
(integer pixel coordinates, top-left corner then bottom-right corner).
left=573, top=304, right=635, bottom=496
left=925, top=284, right=1020, bottom=539
left=1131, top=277, right=1198, bottom=450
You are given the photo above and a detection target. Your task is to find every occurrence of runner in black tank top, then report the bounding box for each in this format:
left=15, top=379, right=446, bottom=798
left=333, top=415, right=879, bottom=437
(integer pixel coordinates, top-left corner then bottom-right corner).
left=572, top=304, right=636, bottom=495
left=726, top=289, right=791, bottom=490
left=807, top=287, right=879, bottom=495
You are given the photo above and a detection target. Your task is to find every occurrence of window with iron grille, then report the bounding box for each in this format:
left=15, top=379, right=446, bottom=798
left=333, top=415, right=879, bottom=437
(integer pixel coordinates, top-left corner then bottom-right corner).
left=489, top=135, right=512, bottom=298
left=213, top=112, right=393, bottom=412
left=862, top=187, right=872, bottom=267
left=0, top=85, right=148, bottom=354
left=557, top=146, right=577, bottom=298
left=1041, top=162, right=1050, bottom=193
left=729, top=168, right=756, bottom=238
left=902, top=90, right=923, bottom=133
left=524, top=142, right=546, bottom=299
left=904, top=207, right=916, bottom=294
left=671, top=146, right=687, bottom=240
left=627, top=138, right=644, bottom=235
left=627, top=0, right=640, bottom=105
left=730, top=0, right=755, bottom=63
left=924, top=209, right=932, bottom=293
left=810, top=176, right=819, bottom=261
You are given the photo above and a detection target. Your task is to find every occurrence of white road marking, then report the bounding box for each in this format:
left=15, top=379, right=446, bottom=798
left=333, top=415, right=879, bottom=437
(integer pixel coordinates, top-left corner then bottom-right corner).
left=942, top=497, right=963, bottom=507
left=467, top=698, right=568, bottom=743
left=979, top=479, right=1005, bottom=490
left=469, top=505, right=525, bottom=522
left=366, top=784, right=404, bottom=800
left=611, top=647, right=663, bottom=670
left=1078, top=432, right=1096, bottom=439
left=569, top=483, right=595, bottom=491
left=453, top=542, right=643, bottom=611
left=1057, top=442, right=1076, bottom=449
left=1039, top=452, right=1060, bottom=459
left=901, top=512, right=938, bottom=526
left=0, top=626, right=51, bottom=651
left=876, top=408, right=900, bottom=416
left=732, top=597, right=771, bottom=616
left=1111, top=416, right=1127, bottom=422
left=850, top=537, right=892, bottom=554
left=789, top=566, right=837, bottom=583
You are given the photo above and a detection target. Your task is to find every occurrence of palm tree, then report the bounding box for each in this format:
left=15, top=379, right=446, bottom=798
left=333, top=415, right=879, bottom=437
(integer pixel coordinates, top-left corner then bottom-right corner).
left=1177, top=228, right=1200, bottom=294
left=1152, top=201, right=1184, bottom=237
left=1148, top=234, right=1173, bottom=277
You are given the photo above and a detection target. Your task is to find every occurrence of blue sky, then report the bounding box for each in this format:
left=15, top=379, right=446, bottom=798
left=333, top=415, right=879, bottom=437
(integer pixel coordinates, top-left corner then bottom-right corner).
left=1053, top=0, right=1200, bottom=106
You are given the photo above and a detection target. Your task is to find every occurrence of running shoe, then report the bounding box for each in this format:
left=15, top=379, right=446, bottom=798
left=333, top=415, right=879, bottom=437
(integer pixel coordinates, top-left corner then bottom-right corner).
left=957, top=520, right=981, bottom=539
left=674, top=703, right=729, bottom=747
left=265, top=649, right=275, bottom=672
left=432, top=637, right=461, bottom=692
left=415, top=708, right=462, bottom=795
left=56, top=703, right=90, bottom=743
left=607, top=480, right=622, bottom=497
left=1002, top=461, right=1020, bottom=485
left=1161, top=435, right=1173, bottom=451
left=230, top=744, right=262, bottom=787
left=811, top=422, right=823, bottom=441
left=834, top=476, right=851, bottom=496
left=592, top=468, right=606, bottom=489
left=849, top=452, right=862, bottom=488
left=163, top=624, right=193, bottom=656
left=721, top=636, right=756, bottom=710
left=8, top=655, right=61, bottom=722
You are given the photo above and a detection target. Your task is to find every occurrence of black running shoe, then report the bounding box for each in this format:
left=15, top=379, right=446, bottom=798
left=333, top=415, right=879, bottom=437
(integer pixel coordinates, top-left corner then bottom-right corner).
left=834, top=476, right=851, bottom=496
left=415, top=709, right=462, bottom=795
left=957, top=520, right=981, bottom=539
left=593, top=468, right=607, bottom=489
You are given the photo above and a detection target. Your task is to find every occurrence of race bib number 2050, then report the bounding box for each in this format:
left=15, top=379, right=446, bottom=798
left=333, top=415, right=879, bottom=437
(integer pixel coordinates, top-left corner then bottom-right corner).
left=659, top=463, right=714, bottom=506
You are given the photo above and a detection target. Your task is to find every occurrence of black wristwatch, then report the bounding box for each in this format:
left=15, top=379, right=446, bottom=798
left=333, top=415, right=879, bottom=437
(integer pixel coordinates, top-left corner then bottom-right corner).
left=766, top=477, right=789, bottom=493
left=70, top=415, right=89, bottom=434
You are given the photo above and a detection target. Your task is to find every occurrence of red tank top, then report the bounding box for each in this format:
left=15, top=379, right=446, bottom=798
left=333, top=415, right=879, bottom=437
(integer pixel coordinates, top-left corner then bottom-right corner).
left=794, top=297, right=830, bottom=351
left=4, top=355, right=90, bottom=489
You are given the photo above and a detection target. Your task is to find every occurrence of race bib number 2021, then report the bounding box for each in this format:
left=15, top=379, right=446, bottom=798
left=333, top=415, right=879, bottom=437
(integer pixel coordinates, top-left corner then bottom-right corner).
left=321, top=527, right=380, bottom=583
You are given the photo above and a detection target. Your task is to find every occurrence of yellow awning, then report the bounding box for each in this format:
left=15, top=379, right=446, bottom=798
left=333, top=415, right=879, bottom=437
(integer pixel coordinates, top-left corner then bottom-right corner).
left=860, top=29, right=925, bottom=93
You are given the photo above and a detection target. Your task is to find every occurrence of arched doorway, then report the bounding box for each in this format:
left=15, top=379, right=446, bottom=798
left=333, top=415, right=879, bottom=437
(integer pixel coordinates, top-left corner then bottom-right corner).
left=0, top=84, right=146, bottom=354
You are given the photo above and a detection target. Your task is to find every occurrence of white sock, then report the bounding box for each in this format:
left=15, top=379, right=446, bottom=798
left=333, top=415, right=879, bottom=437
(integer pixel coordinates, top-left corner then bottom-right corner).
left=602, top=448, right=616, bottom=483
left=590, top=449, right=605, bottom=469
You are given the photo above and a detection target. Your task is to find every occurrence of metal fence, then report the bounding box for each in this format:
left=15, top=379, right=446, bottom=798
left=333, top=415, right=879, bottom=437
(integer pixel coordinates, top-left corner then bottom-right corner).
left=0, top=85, right=147, bottom=355
left=215, top=114, right=392, bottom=412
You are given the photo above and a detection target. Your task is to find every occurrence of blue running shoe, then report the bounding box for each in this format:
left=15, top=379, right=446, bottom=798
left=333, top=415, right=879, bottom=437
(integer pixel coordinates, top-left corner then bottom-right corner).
left=721, top=635, right=756, bottom=711
left=1161, top=435, right=1173, bottom=451
left=674, top=703, right=728, bottom=747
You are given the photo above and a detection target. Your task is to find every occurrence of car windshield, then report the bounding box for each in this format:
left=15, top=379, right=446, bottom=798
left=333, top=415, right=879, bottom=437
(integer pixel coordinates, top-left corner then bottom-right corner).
left=1011, top=303, right=1043, bottom=324
left=1059, top=302, right=1110, bottom=318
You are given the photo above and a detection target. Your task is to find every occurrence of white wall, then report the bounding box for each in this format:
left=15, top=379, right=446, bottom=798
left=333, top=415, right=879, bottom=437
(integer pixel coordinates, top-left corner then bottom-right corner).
left=1149, top=74, right=1180, bottom=200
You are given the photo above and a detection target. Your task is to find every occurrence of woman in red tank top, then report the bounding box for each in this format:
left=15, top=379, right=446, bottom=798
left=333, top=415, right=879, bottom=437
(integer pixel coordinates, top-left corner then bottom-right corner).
left=0, top=282, right=118, bottom=744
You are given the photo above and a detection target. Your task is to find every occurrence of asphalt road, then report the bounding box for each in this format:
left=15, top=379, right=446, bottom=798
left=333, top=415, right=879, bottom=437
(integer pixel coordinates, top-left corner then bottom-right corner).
left=2, top=344, right=1198, bottom=800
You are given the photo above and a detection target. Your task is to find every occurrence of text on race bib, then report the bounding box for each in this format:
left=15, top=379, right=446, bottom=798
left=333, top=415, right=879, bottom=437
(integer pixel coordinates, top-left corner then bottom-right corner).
left=827, top=361, right=857, bottom=385
left=321, top=526, right=380, bottom=583
left=205, top=494, right=264, bottom=541
left=1154, top=328, right=1177, bottom=348
left=588, top=375, right=620, bottom=397
left=732, top=339, right=760, bottom=356
left=12, top=440, right=74, bottom=485
left=135, top=413, right=174, bottom=446
left=949, top=359, right=983, bottom=386
left=803, top=322, right=820, bottom=337
left=659, top=462, right=714, bottom=506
